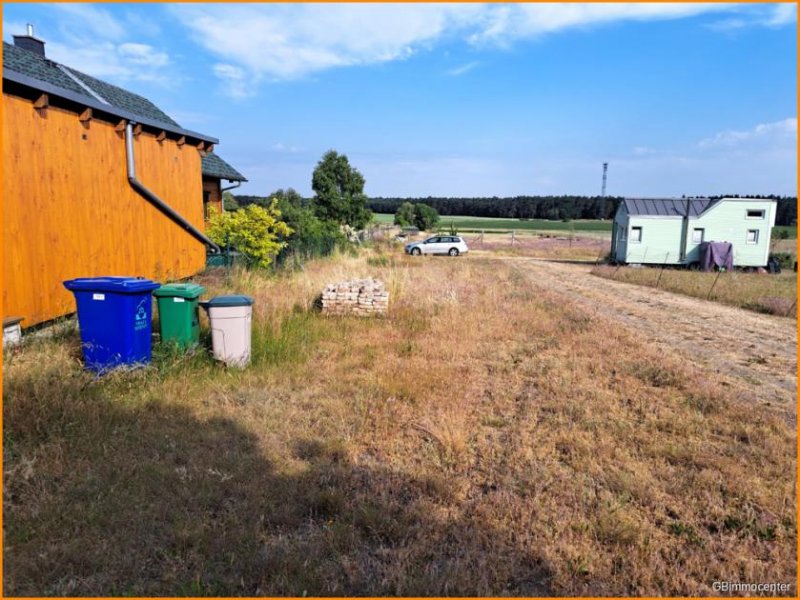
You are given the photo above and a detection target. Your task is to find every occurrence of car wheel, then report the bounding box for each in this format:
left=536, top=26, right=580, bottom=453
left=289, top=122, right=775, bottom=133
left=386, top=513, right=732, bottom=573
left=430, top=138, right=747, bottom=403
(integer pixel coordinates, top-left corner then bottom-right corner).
left=448, top=248, right=459, bottom=257
left=411, top=247, right=421, bottom=256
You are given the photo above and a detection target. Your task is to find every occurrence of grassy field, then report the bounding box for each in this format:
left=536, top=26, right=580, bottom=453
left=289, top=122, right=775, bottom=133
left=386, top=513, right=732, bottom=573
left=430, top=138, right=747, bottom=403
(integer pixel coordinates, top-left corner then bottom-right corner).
left=373, top=213, right=613, bottom=232
left=3, top=247, right=796, bottom=596
left=374, top=213, right=797, bottom=238
left=592, top=265, right=797, bottom=317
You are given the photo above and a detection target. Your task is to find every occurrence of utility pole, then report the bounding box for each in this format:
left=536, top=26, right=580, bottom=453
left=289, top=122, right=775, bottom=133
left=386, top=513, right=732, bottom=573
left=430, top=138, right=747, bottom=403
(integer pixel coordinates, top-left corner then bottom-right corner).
left=601, top=162, right=608, bottom=197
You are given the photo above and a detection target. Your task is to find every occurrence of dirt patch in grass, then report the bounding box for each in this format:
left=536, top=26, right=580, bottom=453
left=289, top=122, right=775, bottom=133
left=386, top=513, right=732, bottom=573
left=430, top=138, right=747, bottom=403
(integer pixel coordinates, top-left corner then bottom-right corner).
left=4, top=249, right=796, bottom=596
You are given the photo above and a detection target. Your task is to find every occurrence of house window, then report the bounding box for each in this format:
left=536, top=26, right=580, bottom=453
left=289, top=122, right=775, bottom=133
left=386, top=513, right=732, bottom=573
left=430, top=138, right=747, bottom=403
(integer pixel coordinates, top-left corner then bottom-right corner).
left=630, top=226, right=642, bottom=243
left=746, top=209, right=765, bottom=219
left=692, top=228, right=705, bottom=244
left=746, top=229, right=759, bottom=244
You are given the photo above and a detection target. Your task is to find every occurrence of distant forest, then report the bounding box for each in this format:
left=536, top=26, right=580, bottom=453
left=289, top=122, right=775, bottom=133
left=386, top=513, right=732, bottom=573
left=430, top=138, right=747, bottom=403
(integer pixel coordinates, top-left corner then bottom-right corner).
left=233, top=194, right=797, bottom=227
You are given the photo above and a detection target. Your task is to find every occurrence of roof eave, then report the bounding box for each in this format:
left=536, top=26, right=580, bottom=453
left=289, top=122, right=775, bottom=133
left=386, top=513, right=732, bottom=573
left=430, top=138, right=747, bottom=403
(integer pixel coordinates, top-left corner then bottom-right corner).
left=3, top=68, right=219, bottom=145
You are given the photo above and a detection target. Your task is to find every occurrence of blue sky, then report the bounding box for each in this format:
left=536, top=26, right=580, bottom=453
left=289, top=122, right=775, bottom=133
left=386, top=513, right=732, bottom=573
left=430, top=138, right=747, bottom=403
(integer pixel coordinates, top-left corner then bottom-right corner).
left=4, top=3, right=797, bottom=198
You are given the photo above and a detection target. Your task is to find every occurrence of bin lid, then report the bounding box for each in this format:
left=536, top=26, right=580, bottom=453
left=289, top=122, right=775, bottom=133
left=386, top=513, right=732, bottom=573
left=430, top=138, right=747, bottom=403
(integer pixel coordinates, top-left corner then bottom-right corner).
left=202, top=294, right=253, bottom=307
left=153, top=282, right=206, bottom=299
left=63, top=276, right=160, bottom=294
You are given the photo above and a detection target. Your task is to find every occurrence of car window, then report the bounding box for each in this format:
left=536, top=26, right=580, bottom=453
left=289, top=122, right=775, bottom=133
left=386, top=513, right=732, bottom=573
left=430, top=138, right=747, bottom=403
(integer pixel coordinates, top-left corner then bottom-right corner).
left=425, top=237, right=439, bottom=244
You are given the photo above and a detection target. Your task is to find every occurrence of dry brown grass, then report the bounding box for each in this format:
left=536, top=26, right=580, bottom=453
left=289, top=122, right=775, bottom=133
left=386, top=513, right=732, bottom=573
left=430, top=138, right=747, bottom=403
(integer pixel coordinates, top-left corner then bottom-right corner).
left=3, top=246, right=796, bottom=596
left=465, top=231, right=609, bottom=261
left=592, top=264, right=797, bottom=317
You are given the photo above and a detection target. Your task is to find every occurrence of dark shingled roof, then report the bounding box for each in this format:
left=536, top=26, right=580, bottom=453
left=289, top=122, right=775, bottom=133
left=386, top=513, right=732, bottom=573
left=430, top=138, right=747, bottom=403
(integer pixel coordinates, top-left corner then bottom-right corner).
left=201, top=152, right=247, bottom=182
left=3, top=42, right=179, bottom=126
left=623, top=198, right=719, bottom=218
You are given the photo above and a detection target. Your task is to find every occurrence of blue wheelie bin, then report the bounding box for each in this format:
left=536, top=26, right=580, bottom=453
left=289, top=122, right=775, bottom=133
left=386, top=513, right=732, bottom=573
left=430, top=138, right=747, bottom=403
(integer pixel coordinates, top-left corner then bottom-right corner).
left=63, top=276, right=161, bottom=372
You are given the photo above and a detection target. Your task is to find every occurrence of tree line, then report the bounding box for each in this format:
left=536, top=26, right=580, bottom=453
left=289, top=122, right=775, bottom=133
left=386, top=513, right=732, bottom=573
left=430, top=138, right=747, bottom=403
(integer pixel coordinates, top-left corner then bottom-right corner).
left=364, top=195, right=796, bottom=226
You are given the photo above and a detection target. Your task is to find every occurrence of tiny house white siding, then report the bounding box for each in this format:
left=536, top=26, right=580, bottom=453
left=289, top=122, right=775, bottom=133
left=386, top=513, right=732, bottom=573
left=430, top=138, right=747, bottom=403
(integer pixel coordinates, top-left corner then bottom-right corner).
left=625, top=217, right=684, bottom=264
left=690, top=199, right=776, bottom=267
left=611, top=197, right=777, bottom=267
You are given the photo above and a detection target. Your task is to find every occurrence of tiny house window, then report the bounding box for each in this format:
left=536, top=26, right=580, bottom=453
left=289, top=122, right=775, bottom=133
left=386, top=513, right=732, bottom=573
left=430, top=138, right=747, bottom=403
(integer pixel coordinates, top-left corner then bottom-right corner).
left=746, top=209, right=765, bottom=219
left=630, top=227, right=642, bottom=243
left=746, top=229, right=759, bottom=244
left=692, top=228, right=704, bottom=244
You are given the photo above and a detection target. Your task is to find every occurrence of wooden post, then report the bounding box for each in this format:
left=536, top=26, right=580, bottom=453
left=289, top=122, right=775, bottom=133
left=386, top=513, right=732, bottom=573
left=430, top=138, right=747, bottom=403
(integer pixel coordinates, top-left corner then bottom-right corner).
left=594, top=247, right=606, bottom=265
left=785, top=298, right=797, bottom=317
left=707, top=268, right=724, bottom=300
left=132, top=123, right=143, bottom=137
left=655, top=253, right=669, bottom=288
left=511, top=230, right=516, bottom=247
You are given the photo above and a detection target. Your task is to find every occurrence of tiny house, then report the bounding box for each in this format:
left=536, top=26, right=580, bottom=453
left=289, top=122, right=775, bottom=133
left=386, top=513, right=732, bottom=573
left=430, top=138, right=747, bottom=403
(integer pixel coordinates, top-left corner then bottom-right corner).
left=611, top=197, right=777, bottom=267
left=3, top=29, right=247, bottom=327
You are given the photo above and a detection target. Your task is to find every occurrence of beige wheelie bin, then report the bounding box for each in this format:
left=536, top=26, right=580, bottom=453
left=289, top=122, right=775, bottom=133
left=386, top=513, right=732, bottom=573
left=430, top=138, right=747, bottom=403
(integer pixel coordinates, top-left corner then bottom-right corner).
left=200, top=295, right=253, bottom=367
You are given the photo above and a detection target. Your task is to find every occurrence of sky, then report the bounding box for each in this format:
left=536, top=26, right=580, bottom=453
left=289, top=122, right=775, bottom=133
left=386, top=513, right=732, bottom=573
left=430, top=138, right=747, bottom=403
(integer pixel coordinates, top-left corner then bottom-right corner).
left=3, top=3, right=797, bottom=198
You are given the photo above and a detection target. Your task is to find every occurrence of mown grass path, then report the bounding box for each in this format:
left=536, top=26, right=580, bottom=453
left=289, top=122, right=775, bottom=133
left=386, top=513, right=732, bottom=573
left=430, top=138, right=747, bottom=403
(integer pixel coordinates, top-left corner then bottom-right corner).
left=481, top=255, right=797, bottom=424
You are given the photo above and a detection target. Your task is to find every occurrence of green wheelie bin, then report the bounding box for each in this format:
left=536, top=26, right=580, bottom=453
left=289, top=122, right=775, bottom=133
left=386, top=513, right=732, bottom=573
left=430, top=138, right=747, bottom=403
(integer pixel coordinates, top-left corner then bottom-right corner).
left=153, top=283, right=205, bottom=349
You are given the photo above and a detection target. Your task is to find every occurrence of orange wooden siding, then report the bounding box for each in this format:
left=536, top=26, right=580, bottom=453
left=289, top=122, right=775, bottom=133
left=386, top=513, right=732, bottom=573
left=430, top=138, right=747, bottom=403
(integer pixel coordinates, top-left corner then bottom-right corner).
left=3, top=93, right=207, bottom=327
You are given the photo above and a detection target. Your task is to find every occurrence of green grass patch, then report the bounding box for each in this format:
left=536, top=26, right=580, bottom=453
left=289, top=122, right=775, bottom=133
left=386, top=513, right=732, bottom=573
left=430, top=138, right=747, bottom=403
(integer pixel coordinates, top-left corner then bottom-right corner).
left=373, top=213, right=611, bottom=232
left=772, top=225, right=797, bottom=239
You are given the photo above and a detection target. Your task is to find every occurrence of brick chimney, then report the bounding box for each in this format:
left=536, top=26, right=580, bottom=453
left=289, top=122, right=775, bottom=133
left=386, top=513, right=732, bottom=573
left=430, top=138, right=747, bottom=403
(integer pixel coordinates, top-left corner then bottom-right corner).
left=13, top=24, right=45, bottom=57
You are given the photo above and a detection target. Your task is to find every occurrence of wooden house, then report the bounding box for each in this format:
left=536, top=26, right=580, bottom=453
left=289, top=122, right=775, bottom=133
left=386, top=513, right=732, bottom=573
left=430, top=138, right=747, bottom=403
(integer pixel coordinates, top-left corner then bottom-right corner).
left=3, top=29, right=247, bottom=327
left=201, top=152, right=247, bottom=217
left=611, top=197, right=778, bottom=267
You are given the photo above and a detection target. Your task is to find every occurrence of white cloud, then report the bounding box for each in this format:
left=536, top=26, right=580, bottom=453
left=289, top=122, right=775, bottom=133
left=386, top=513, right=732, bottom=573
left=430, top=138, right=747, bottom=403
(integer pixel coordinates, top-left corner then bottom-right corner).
left=171, top=3, right=778, bottom=96
left=448, top=61, right=481, bottom=77
left=763, top=3, right=797, bottom=27
left=172, top=3, right=483, bottom=91
left=699, top=118, right=797, bottom=149
left=118, top=43, right=170, bottom=69
left=708, top=3, right=796, bottom=32
left=44, top=40, right=173, bottom=86
left=49, top=4, right=127, bottom=41
left=6, top=6, right=176, bottom=87
left=212, top=63, right=250, bottom=98
left=2, top=19, right=28, bottom=42
left=468, top=3, right=737, bottom=45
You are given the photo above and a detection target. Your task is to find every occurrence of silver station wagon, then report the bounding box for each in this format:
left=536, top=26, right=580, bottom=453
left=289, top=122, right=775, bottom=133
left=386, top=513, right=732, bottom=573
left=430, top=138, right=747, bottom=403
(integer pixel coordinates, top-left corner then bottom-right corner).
left=405, top=235, right=469, bottom=256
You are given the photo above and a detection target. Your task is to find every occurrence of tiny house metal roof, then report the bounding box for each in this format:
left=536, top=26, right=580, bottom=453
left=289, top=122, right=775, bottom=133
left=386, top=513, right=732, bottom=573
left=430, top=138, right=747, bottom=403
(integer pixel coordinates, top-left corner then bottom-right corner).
left=623, top=198, right=719, bottom=218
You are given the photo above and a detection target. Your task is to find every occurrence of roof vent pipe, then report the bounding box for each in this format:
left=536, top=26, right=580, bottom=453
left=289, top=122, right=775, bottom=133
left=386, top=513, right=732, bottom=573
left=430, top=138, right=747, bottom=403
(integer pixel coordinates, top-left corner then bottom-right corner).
left=125, top=122, right=220, bottom=253
left=27, top=23, right=34, bottom=36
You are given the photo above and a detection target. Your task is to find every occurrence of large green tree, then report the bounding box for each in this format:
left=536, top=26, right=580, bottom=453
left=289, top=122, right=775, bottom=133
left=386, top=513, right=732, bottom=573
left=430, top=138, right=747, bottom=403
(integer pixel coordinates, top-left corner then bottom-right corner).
left=311, top=150, right=371, bottom=229
left=394, top=201, right=415, bottom=227
left=413, top=203, right=440, bottom=231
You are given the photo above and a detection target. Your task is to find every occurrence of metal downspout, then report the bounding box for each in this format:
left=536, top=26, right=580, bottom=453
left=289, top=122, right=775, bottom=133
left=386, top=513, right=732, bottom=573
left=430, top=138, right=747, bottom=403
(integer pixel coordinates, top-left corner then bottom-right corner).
left=125, top=122, right=220, bottom=253
left=219, top=180, right=241, bottom=214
